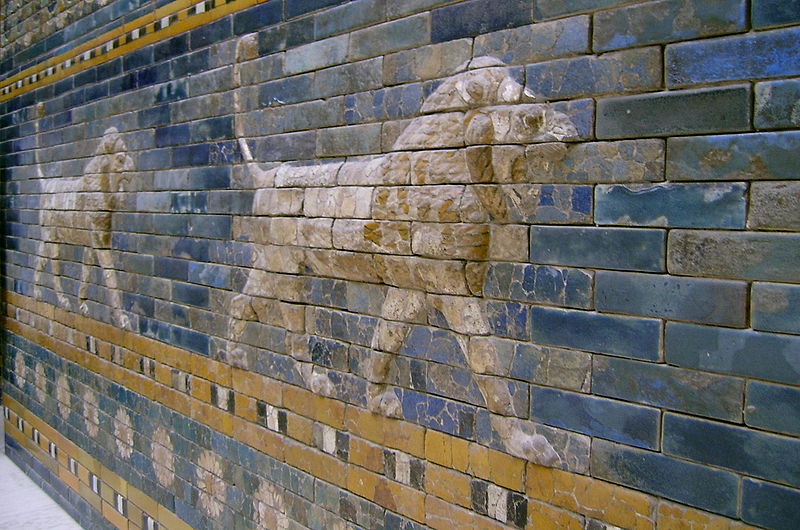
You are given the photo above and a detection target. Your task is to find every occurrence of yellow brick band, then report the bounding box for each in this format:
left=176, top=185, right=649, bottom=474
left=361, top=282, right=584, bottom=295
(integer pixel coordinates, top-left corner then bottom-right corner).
left=3, top=290, right=754, bottom=529
left=3, top=397, right=192, bottom=530
left=0, top=0, right=268, bottom=102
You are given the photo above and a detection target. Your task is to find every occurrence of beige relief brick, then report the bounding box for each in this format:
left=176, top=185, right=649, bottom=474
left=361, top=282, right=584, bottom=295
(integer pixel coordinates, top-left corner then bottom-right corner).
left=252, top=188, right=304, bottom=216
left=303, top=186, right=373, bottom=218
left=411, top=222, right=489, bottom=260
left=332, top=219, right=412, bottom=254
left=372, top=185, right=464, bottom=222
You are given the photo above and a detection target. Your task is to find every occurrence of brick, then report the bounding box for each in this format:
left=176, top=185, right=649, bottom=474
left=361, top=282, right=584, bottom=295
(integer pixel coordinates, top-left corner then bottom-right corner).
left=752, top=282, right=800, bottom=335
left=742, top=478, right=800, bottom=530
left=596, top=182, right=746, bottom=229
left=315, top=0, right=386, bottom=38
left=531, top=306, right=662, bottom=361
left=591, top=439, right=739, bottom=517
left=530, top=386, right=660, bottom=450
left=348, top=13, right=430, bottom=61
left=664, top=412, right=800, bottom=488
left=526, top=47, right=661, bottom=100
left=534, top=0, right=630, bottom=19
left=411, top=223, right=489, bottom=260
left=233, top=0, right=282, bottom=35
left=595, top=271, right=748, bottom=326
left=753, top=0, right=800, bottom=28
left=746, top=381, right=800, bottom=436
left=667, top=27, right=800, bottom=86
left=314, top=58, right=384, bottom=99
left=528, top=139, right=664, bottom=184
left=668, top=229, right=800, bottom=282
left=431, top=0, right=532, bottom=43
left=383, top=40, right=472, bottom=85
left=597, top=85, right=751, bottom=139
left=510, top=342, right=591, bottom=392
left=285, top=35, right=349, bottom=75
left=426, top=464, right=471, bottom=507
left=666, top=322, right=800, bottom=385
left=531, top=226, right=665, bottom=272
left=286, top=0, right=347, bottom=18
left=472, top=184, right=593, bottom=224
left=593, top=356, right=744, bottom=422
left=526, top=464, right=655, bottom=529
left=485, top=301, right=530, bottom=340
left=316, top=123, right=382, bottom=157
left=594, top=0, right=746, bottom=51
left=751, top=182, right=800, bottom=231
left=667, top=131, right=800, bottom=181
left=755, top=79, right=800, bottom=129
left=483, top=263, right=593, bottom=309
left=474, top=16, right=589, bottom=66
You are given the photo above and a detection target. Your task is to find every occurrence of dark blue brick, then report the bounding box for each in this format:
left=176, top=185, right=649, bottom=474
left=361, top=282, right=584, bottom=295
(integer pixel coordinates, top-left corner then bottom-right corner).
left=259, top=75, right=315, bottom=107
left=123, top=292, right=155, bottom=317
left=531, top=386, right=660, bottom=449
left=596, top=182, right=747, bottom=229
left=123, top=45, right=153, bottom=71
left=190, top=16, right=232, bottom=50
left=74, top=67, right=97, bottom=88
left=756, top=79, right=800, bottom=130
left=188, top=214, right=232, bottom=239
left=172, top=282, right=210, bottom=308
left=742, top=478, right=800, bottom=530
left=154, top=257, right=189, bottom=281
left=109, top=72, right=135, bottom=93
left=592, top=439, right=739, bottom=517
left=190, top=116, right=233, bottom=142
left=138, top=148, right=171, bottom=170
left=286, top=0, right=347, bottom=18
left=173, top=238, right=211, bottom=261
left=154, top=34, right=189, bottom=62
left=594, top=0, right=746, bottom=52
left=399, top=326, right=469, bottom=368
left=594, top=356, right=744, bottom=422
left=666, top=322, right=800, bottom=385
left=597, top=85, right=751, bottom=139
left=667, top=132, right=800, bottom=181
left=483, top=263, right=593, bottom=309
left=667, top=26, right=800, bottom=86
left=172, top=143, right=211, bottom=167
left=664, top=413, right=800, bottom=488
left=752, top=282, right=800, bottom=335
left=432, top=0, right=531, bottom=43
left=138, top=104, right=171, bottom=127
left=746, top=381, right=800, bottom=436
left=485, top=301, right=530, bottom=340
left=156, top=123, right=189, bottom=147
left=189, top=166, right=230, bottom=189
left=171, top=191, right=209, bottom=213
left=234, top=0, right=282, bottom=35
left=259, top=18, right=316, bottom=55
left=135, top=63, right=170, bottom=87
left=532, top=306, right=662, bottom=361
left=171, top=49, right=209, bottom=77
left=595, top=271, right=748, bottom=326
left=96, top=58, right=122, bottom=81
left=752, top=0, right=800, bottom=28
left=155, top=80, right=188, bottom=103
left=531, top=226, right=665, bottom=272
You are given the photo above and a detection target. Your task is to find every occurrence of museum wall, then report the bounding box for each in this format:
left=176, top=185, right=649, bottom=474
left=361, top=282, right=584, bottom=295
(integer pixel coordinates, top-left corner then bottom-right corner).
left=2, top=0, right=799, bottom=528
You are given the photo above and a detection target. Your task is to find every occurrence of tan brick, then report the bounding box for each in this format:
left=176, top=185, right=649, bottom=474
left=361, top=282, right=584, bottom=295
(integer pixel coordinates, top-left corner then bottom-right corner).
left=425, top=495, right=507, bottom=530
left=350, top=437, right=385, bottom=473
left=384, top=417, right=425, bottom=458
left=425, top=430, right=451, bottom=467
left=345, top=406, right=385, bottom=445
left=657, top=501, right=756, bottom=530
left=231, top=369, right=282, bottom=405
left=426, top=464, right=472, bottom=508
left=286, top=412, right=314, bottom=444
left=529, top=500, right=585, bottom=529
left=488, top=448, right=525, bottom=492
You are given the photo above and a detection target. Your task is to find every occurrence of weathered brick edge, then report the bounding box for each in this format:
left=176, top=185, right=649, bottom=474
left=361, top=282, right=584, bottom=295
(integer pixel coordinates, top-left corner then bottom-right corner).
left=4, top=291, right=754, bottom=529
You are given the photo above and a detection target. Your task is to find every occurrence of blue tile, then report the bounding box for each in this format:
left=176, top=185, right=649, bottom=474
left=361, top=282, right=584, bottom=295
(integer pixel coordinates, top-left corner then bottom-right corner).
left=432, top=0, right=531, bottom=43
left=667, top=26, right=800, bottom=86
left=742, top=478, right=800, bottom=530
left=532, top=306, right=662, bottom=361
left=531, top=226, right=665, bottom=272
left=664, top=412, right=800, bottom=488
left=666, top=322, right=800, bottom=385
left=746, top=381, right=800, bottom=436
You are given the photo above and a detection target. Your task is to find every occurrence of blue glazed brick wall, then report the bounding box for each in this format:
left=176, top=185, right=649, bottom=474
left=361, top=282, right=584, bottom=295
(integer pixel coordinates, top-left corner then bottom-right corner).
left=2, top=0, right=800, bottom=528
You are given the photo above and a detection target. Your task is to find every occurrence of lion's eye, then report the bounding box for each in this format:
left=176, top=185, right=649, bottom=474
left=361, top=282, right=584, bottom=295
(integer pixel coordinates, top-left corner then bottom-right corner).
left=466, top=81, right=484, bottom=101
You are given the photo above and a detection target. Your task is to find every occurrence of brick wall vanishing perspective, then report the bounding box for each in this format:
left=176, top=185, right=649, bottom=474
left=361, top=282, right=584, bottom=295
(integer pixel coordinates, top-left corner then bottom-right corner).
left=2, top=0, right=799, bottom=529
